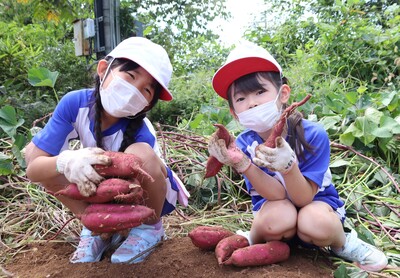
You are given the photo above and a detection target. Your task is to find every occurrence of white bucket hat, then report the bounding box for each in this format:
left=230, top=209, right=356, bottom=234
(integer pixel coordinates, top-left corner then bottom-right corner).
left=212, top=40, right=282, bottom=100
left=107, top=37, right=173, bottom=101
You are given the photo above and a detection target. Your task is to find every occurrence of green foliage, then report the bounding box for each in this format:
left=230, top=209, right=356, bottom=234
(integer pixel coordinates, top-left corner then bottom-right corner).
left=0, top=105, right=30, bottom=175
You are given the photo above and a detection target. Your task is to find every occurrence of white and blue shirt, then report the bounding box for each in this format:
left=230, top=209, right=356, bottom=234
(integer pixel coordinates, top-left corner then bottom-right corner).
left=33, top=88, right=189, bottom=215
left=236, top=119, right=345, bottom=218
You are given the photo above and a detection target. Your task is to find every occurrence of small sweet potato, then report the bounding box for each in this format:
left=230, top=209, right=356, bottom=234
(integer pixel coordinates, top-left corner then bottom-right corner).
left=223, top=241, right=290, bottom=266
left=188, top=226, right=235, bottom=250
left=80, top=203, right=155, bottom=233
left=204, top=124, right=232, bottom=178
left=215, top=234, right=249, bottom=264
left=94, top=151, right=154, bottom=183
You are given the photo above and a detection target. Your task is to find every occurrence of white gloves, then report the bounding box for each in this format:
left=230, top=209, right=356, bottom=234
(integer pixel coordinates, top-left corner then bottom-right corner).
left=56, top=148, right=111, bottom=197
left=208, top=133, right=251, bottom=173
left=253, top=137, right=297, bottom=174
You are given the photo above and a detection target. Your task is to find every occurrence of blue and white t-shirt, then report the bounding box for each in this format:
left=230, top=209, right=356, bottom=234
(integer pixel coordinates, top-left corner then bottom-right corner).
left=33, top=88, right=189, bottom=214
left=236, top=119, right=345, bottom=218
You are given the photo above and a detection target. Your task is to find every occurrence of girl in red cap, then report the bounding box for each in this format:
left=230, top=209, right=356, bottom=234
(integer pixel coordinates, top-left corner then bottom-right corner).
left=24, top=37, right=189, bottom=264
left=208, top=40, right=387, bottom=272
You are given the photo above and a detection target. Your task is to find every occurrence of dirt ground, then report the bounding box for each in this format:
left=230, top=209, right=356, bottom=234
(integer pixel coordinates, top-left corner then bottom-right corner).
left=4, top=235, right=335, bottom=278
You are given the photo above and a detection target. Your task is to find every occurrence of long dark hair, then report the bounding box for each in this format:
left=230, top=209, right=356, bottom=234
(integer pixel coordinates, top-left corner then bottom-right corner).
left=92, top=57, right=162, bottom=152
left=227, top=71, right=313, bottom=162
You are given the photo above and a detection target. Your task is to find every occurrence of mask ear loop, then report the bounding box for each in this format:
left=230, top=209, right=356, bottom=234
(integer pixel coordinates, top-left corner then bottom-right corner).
left=100, top=58, right=116, bottom=88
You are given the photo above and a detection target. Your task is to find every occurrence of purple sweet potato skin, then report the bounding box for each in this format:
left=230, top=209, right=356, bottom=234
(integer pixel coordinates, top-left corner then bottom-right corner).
left=188, top=226, right=235, bottom=250
left=223, top=241, right=290, bottom=266
left=215, top=234, right=249, bottom=264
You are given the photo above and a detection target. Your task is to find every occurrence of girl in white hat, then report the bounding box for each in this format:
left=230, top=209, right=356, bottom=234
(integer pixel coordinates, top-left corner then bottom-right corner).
left=208, top=40, right=387, bottom=272
left=24, top=37, right=189, bottom=264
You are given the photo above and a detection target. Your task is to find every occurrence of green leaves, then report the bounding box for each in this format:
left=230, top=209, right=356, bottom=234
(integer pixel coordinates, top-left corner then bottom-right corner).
left=28, top=67, right=60, bottom=102
left=0, top=105, right=25, bottom=139
left=28, top=67, right=59, bottom=89
left=340, top=107, right=400, bottom=146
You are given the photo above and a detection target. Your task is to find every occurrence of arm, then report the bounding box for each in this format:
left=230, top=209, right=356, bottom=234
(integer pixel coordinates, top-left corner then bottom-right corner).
left=242, top=164, right=287, bottom=201
left=253, top=137, right=318, bottom=207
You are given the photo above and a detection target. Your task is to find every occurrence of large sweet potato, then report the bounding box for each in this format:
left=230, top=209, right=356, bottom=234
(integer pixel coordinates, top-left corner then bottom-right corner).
left=94, top=151, right=154, bottom=183
left=188, top=226, right=235, bottom=250
left=80, top=203, right=155, bottom=233
left=223, top=241, right=290, bottom=266
left=215, top=234, right=249, bottom=264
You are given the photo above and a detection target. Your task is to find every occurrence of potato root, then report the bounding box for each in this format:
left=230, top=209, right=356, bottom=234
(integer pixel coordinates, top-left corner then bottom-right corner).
left=215, top=234, right=249, bottom=264
left=223, top=241, right=290, bottom=266
left=188, top=226, right=235, bottom=250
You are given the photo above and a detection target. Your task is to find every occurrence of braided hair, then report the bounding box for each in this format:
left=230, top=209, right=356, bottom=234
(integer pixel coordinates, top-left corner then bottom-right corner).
left=227, top=71, right=314, bottom=162
left=91, top=57, right=162, bottom=152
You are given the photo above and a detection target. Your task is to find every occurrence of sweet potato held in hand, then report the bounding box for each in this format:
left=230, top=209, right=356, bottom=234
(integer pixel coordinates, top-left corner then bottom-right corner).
left=204, top=124, right=232, bottom=178
left=223, top=241, right=290, bottom=267
left=80, top=203, right=155, bottom=233
left=188, top=226, right=235, bottom=250
left=263, top=94, right=311, bottom=148
left=54, top=178, right=142, bottom=204
left=94, top=151, right=154, bottom=183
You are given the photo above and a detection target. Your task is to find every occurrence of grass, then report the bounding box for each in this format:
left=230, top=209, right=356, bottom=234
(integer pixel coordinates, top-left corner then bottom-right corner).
left=0, top=125, right=399, bottom=277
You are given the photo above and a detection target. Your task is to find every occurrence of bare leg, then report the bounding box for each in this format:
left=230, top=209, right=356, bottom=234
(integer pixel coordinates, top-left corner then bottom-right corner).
left=251, top=199, right=297, bottom=243
left=124, top=143, right=167, bottom=224
left=297, top=201, right=346, bottom=248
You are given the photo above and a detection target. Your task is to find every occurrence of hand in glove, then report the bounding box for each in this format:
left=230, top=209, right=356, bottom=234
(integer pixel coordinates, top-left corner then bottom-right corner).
left=253, top=137, right=297, bottom=174
left=56, top=147, right=111, bottom=197
left=208, top=133, right=251, bottom=173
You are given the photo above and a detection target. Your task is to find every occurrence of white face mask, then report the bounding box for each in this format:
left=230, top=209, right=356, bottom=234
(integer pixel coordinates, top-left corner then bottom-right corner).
left=100, top=69, right=149, bottom=118
left=237, top=91, right=281, bottom=133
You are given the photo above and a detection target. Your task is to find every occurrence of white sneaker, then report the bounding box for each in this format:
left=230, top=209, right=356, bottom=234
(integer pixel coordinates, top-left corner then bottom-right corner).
left=70, top=227, right=110, bottom=263
left=111, top=222, right=165, bottom=264
left=332, top=230, right=388, bottom=272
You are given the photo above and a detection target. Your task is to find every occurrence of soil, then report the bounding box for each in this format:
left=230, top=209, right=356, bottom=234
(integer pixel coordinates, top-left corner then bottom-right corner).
left=4, top=234, right=335, bottom=278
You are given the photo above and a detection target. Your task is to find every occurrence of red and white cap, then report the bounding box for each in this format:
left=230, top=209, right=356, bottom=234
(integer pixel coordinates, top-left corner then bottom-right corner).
left=107, top=37, right=173, bottom=101
left=212, top=41, right=282, bottom=100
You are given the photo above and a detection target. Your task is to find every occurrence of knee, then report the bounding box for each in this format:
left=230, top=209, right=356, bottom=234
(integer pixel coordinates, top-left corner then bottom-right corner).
left=255, top=200, right=297, bottom=239
left=124, top=142, right=158, bottom=162
left=297, top=205, right=332, bottom=241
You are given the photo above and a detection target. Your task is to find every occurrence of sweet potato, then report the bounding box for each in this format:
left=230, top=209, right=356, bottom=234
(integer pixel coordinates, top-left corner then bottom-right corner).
left=94, top=151, right=154, bottom=183
left=215, top=234, right=249, bottom=264
left=204, top=124, right=232, bottom=178
left=263, top=94, right=311, bottom=148
left=80, top=203, right=155, bottom=233
left=223, top=241, right=290, bottom=266
left=55, top=178, right=130, bottom=202
left=54, top=178, right=143, bottom=204
left=188, top=226, right=235, bottom=250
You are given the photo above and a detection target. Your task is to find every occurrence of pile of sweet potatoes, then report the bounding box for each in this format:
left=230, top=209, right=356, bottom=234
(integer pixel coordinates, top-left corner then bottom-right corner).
left=188, top=226, right=290, bottom=267
left=55, top=151, right=155, bottom=235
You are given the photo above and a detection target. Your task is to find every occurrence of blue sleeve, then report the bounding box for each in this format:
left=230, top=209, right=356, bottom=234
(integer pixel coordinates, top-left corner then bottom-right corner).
left=32, top=89, right=90, bottom=155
